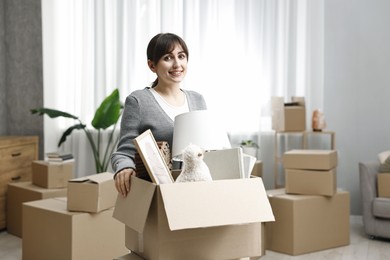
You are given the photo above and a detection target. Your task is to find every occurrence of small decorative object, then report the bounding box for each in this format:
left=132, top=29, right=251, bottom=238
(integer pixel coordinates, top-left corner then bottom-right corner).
left=133, top=129, right=174, bottom=184
left=175, top=144, right=213, bottom=183
left=312, top=109, right=326, bottom=132
left=240, top=140, right=259, bottom=158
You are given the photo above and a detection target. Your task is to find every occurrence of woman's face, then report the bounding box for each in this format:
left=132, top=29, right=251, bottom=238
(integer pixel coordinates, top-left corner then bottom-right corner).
left=150, top=43, right=188, bottom=86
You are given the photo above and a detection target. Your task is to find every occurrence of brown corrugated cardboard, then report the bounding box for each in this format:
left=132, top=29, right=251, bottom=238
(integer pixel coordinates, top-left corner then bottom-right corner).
left=32, top=160, right=74, bottom=188
left=251, top=160, right=263, bottom=177
left=113, top=176, right=274, bottom=260
left=22, top=197, right=127, bottom=260
left=67, top=172, right=116, bottom=213
left=285, top=168, right=337, bottom=196
left=265, top=189, right=350, bottom=256
left=283, top=149, right=338, bottom=170
left=113, top=253, right=146, bottom=260
left=6, top=182, right=67, bottom=237
left=378, top=173, right=390, bottom=198
left=271, top=96, right=306, bottom=131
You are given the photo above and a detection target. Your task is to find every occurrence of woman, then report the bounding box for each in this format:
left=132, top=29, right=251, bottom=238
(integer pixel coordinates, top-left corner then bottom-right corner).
left=111, top=33, right=207, bottom=197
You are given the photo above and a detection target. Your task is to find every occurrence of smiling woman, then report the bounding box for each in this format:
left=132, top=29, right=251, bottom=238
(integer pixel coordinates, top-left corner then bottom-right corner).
left=41, top=0, right=324, bottom=177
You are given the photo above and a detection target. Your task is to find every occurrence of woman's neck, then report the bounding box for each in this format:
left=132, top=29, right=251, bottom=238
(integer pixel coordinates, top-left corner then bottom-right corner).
left=153, top=84, right=184, bottom=106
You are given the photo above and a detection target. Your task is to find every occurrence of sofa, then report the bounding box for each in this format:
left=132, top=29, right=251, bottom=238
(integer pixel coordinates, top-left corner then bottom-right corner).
left=359, top=161, right=390, bottom=239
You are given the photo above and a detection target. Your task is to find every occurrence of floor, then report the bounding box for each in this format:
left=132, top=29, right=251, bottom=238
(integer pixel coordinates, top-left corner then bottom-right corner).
left=0, top=216, right=389, bottom=260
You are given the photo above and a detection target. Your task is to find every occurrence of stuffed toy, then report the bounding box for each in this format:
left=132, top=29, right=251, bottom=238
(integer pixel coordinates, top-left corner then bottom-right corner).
left=175, top=144, right=213, bottom=182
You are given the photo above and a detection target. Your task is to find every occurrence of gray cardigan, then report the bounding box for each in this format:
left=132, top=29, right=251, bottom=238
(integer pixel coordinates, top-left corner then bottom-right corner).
left=111, top=87, right=207, bottom=174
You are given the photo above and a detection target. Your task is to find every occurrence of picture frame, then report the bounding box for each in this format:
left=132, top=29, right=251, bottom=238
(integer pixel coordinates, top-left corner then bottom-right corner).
left=133, top=129, right=174, bottom=184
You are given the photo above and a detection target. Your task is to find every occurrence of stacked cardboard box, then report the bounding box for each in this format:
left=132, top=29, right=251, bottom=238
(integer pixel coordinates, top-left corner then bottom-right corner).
left=22, top=172, right=127, bottom=260
left=378, top=173, right=390, bottom=198
left=284, top=150, right=338, bottom=196
left=113, top=176, right=274, bottom=260
left=6, top=160, right=74, bottom=237
left=265, top=149, right=350, bottom=256
left=271, top=96, right=306, bottom=132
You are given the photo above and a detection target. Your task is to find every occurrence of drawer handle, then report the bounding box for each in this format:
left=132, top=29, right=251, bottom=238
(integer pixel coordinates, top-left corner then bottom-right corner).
left=11, top=176, right=21, bottom=181
left=12, top=152, right=22, bottom=157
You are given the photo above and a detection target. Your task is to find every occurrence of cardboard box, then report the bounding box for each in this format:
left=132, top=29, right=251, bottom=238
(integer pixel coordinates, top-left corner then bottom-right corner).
left=114, top=253, right=145, bottom=260
left=285, top=168, right=337, bottom=196
left=6, top=182, right=67, bottom=237
left=271, top=96, right=306, bottom=131
left=67, top=172, right=116, bottom=213
left=22, top=197, right=127, bottom=260
left=283, top=149, right=338, bottom=170
left=251, top=160, right=263, bottom=178
left=113, top=177, right=274, bottom=260
left=32, top=160, right=74, bottom=188
left=378, top=173, right=390, bottom=198
left=265, top=189, right=350, bottom=256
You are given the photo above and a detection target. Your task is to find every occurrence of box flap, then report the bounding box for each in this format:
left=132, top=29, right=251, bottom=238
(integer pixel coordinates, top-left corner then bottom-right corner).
left=112, top=177, right=156, bottom=233
left=159, top=177, right=275, bottom=231
left=69, top=172, right=114, bottom=184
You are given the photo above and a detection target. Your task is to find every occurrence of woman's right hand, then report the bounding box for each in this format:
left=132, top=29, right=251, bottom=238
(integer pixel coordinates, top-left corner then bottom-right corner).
left=114, top=168, right=136, bottom=198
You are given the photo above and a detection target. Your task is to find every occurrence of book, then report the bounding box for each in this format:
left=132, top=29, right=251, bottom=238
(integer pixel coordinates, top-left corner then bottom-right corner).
left=46, top=152, right=74, bottom=162
left=203, top=148, right=245, bottom=180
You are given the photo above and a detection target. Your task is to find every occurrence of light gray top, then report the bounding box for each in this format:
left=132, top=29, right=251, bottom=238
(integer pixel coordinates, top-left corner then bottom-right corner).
left=111, top=87, right=207, bottom=174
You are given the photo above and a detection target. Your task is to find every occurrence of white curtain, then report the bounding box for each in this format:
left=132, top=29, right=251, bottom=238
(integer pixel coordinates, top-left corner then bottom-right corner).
left=41, top=0, right=324, bottom=178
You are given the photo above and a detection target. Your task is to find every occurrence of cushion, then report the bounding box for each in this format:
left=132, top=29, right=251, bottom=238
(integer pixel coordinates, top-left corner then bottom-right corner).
left=373, top=197, right=390, bottom=219
left=379, top=155, right=390, bottom=173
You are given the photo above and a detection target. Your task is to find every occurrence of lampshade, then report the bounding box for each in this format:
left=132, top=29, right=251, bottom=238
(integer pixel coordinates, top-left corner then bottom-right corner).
left=172, top=110, right=231, bottom=159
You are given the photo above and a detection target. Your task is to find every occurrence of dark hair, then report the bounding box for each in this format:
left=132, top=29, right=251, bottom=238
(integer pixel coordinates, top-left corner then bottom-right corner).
left=147, top=33, right=189, bottom=88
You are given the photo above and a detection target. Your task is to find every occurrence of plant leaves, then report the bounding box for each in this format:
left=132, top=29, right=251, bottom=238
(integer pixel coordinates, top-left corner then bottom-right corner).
left=92, top=89, right=122, bottom=130
left=30, top=108, right=78, bottom=119
left=58, top=124, right=86, bottom=147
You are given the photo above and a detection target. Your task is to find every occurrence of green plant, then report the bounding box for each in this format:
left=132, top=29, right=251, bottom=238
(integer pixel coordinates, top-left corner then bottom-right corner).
left=240, top=140, right=259, bottom=148
left=31, top=88, right=123, bottom=173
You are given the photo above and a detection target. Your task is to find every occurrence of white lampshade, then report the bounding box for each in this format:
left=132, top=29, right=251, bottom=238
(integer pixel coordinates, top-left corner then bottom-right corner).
left=172, top=110, right=231, bottom=159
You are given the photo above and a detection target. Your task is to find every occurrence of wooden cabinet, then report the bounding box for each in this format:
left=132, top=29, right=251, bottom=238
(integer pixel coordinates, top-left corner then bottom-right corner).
left=0, top=136, right=38, bottom=230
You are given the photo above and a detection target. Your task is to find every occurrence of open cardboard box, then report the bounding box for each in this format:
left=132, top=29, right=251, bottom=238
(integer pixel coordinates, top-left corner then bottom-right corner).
left=113, top=176, right=274, bottom=260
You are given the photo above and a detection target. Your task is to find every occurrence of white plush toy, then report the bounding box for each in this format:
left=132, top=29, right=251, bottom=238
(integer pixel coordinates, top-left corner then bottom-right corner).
left=175, top=144, right=213, bottom=182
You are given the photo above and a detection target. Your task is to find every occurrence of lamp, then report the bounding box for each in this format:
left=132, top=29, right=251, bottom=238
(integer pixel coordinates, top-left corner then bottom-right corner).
left=172, top=110, right=231, bottom=160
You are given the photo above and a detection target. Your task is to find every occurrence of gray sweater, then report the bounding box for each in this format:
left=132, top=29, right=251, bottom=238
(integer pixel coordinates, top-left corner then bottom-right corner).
left=111, top=87, right=207, bottom=174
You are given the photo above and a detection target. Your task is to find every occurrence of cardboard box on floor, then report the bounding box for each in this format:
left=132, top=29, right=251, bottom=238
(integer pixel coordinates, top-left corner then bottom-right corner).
left=113, top=176, right=274, bottom=260
left=285, top=168, right=337, bottom=196
left=271, top=96, right=306, bottom=132
left=22, top=197, right=127, bottom=260
left=283, top=149, right=338, bottom=170
left=114, top=253, right=144, bottom=260
left=265, top=189, right=350, bottom=256
left=67, top=172, right=117, bottom=213
left=32, top=160, right=74, bottom=188
left=378, top=173, right=390, bottom=198
left=6, top=181, right=67, bottom=237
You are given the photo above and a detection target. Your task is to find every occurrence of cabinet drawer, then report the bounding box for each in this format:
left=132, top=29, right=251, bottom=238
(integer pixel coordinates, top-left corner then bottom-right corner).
left=0, top=167, right=32, bottom=196
left=0, top=144, right=37, bottom=172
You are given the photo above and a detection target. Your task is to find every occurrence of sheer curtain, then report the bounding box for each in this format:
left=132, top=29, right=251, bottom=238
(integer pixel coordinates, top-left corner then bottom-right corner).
left=41, top=0, right=324, bottom=177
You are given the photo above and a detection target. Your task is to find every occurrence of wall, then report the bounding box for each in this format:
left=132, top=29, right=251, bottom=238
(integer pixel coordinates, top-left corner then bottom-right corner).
left=324, top=0, right=390, bottom=214
left=0, top=0, right=44, bottom=157
left=0, top=0, right=6, bottom=135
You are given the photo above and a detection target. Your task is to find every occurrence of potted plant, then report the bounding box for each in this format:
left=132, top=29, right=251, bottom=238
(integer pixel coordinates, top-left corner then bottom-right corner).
left=240, top=139, right=259, bottom=158
left=31, top=88, right=123, bottom=173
